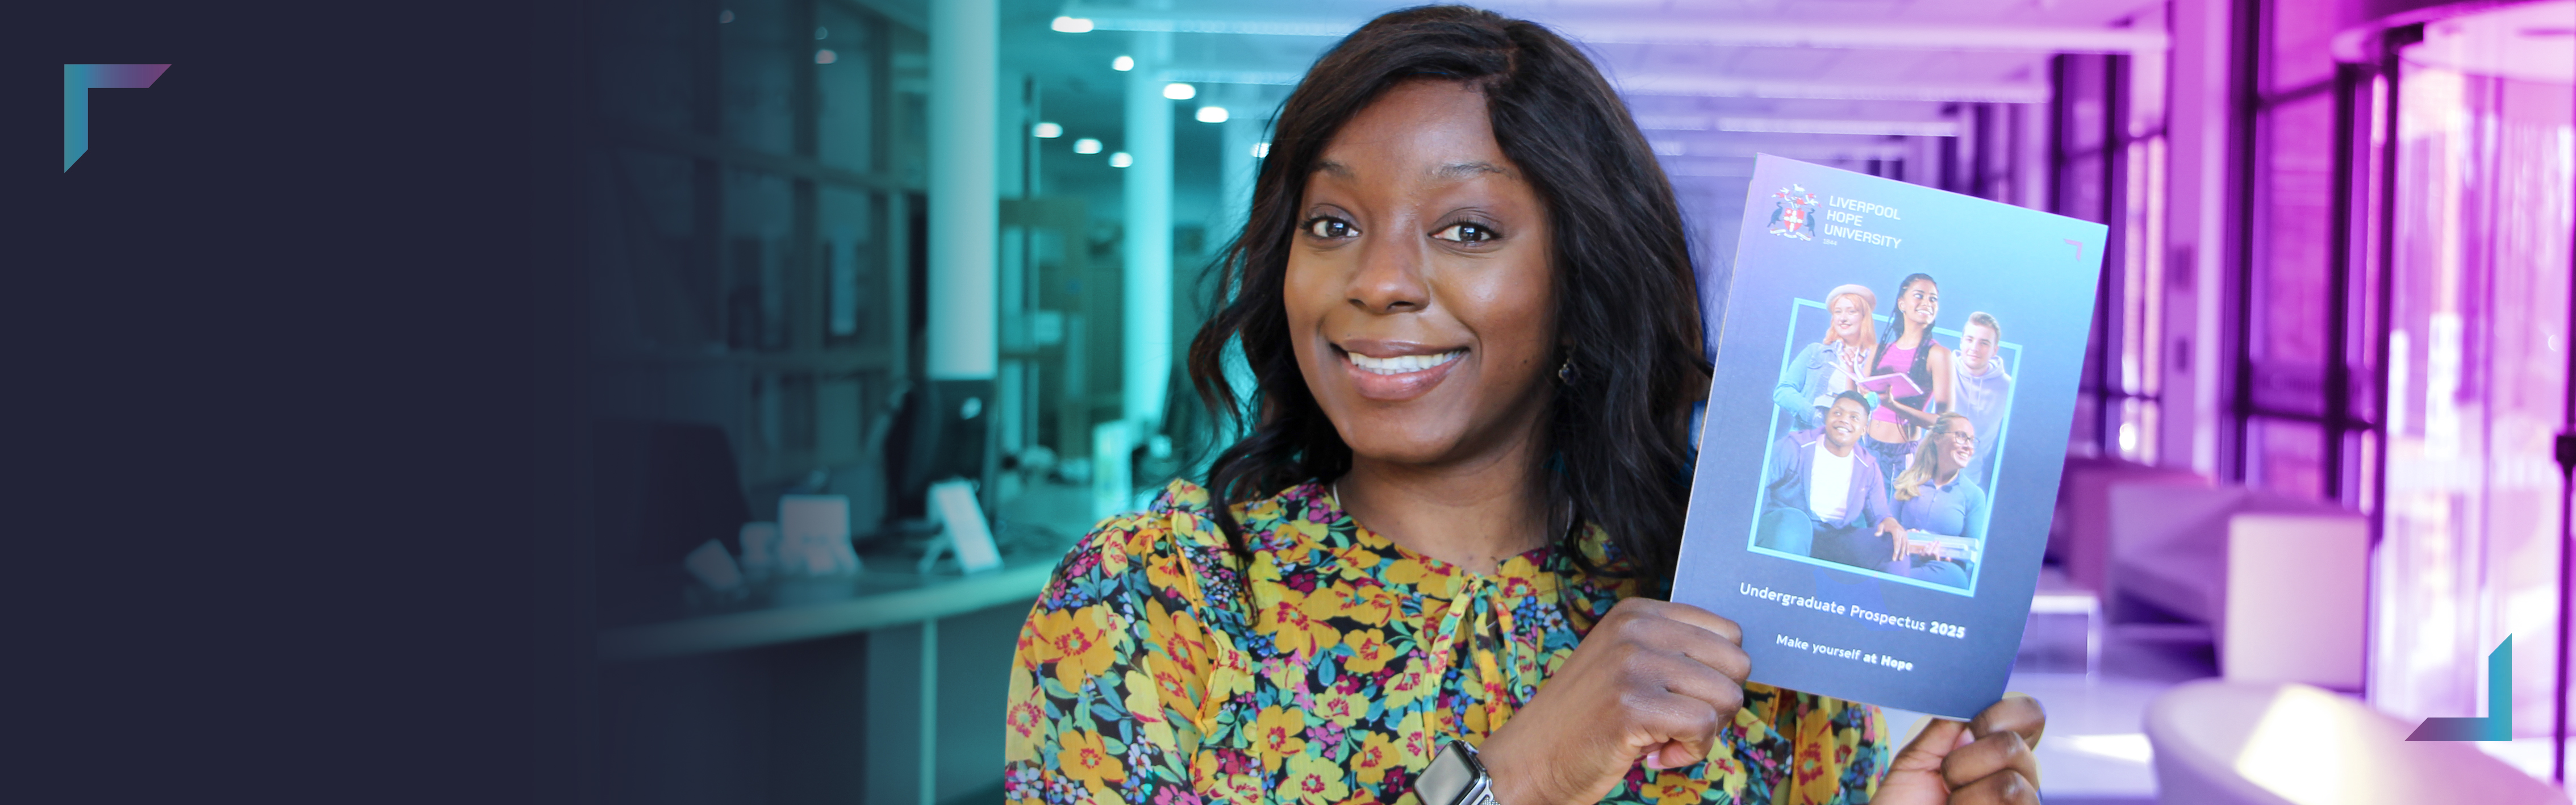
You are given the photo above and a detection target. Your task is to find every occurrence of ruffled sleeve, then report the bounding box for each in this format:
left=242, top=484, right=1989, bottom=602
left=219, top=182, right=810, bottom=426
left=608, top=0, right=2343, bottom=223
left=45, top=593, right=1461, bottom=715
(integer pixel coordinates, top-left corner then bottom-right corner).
left=1004, top=482, right=1245, bottom=805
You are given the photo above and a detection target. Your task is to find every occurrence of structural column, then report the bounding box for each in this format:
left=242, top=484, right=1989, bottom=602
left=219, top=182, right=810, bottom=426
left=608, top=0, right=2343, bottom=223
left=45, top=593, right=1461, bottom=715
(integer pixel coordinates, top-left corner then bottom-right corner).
left=1122, top=31, right=1175, bottom=429
left=928, top=0, right=997, bottom=381
left=1214, top=85, right=1263, bottom=240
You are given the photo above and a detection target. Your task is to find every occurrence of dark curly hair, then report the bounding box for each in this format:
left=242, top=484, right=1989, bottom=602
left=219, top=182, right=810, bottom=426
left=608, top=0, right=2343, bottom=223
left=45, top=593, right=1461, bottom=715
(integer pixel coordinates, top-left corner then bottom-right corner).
left=1185, top=5, right=1710, bottom=584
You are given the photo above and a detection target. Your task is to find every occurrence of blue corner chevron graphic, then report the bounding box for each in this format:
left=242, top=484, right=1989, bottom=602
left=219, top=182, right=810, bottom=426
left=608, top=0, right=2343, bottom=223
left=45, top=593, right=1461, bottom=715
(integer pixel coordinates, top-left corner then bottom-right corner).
left=2407, top=636, right=2512, bottom=741
left=65, top=64, right=172, bottom=172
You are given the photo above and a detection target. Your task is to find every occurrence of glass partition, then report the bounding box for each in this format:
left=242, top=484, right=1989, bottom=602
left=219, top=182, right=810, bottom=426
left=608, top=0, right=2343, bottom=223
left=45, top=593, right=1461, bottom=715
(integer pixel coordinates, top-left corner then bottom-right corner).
left=2365, top=0, right=2574, bottom=777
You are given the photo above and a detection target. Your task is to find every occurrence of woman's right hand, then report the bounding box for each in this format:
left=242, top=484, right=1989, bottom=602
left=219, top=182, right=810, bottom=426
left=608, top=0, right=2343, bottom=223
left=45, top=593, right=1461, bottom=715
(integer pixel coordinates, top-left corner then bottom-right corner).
left=1475, top=598, right=1750, bottom=805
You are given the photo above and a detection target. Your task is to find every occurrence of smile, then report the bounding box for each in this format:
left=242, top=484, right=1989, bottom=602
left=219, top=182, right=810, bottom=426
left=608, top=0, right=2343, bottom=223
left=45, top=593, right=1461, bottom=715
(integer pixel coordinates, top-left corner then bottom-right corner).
left=1346, top=349, right=1464, bottom=375
left=1336, top=345, right=1468, bottom=402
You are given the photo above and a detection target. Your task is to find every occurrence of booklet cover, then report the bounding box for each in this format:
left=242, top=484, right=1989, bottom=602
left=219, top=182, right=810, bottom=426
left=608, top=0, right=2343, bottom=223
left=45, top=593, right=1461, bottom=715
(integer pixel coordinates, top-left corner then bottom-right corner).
left=1674, top=155, right=2107, bottom=719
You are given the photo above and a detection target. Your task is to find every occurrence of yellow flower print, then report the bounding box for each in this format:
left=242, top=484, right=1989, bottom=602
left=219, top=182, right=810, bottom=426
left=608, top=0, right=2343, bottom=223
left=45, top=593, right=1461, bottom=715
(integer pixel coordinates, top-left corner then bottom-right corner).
left=1350, top=732, right=1401, bottom=785
left=1790, top=707, right=1844, bottom=804
left=1004, top=693, right=1045, bottom=761
left=1146, top=554, right=1197, bottom=600
left=1398, top=722, right=1433, bottom=760
left=1281, top=753, right=1352, bottom=804
left=1335, top=544, right=1384, bottom=572
left=1124, top=670, right=1176, bottom=748
left=1249, top=553, right=1284, bottom=583
left=1239, top=497, right=1283, bottom=525
left=1207, top=666, right=1253, bottom=704
left=1643, top=770, right=1704, bottom=803
left=1006, top=481, right=1892, bottom=805
left=1382, top=557, right=1439, bottom=588
left=1037, top=606, right=1122, bottom=691
left=1141, top=654, right=1201, bottom=719
left=1147, top=599, right=1208, bottom=670
left=1057, top=729, right=1125, bottom=795
left=1262, top=657, right=1306, bottom=691
left=1382, top=666, right=1430, bottom=708
left=1705, top=749, right=1751, bottom=794
left=1324, top=584, right=1399, bottom=627
left=1250, top=706, right=1309, bottom=770
left=1197, top=748, right=1262, bottom=802
left=1341, top=628, right=1398, bottom=674
left=1262, top=589, right=1341, bottom=658
left=1277, top=517, right=1329, bottom=548
left=1312, top=686, right=1370, bottom=727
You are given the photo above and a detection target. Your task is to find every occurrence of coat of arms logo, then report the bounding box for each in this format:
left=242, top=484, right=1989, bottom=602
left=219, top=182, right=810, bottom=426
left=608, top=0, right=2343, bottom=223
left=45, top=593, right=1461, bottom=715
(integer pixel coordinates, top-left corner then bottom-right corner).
left=1767, top=184, right=1819, bottom=240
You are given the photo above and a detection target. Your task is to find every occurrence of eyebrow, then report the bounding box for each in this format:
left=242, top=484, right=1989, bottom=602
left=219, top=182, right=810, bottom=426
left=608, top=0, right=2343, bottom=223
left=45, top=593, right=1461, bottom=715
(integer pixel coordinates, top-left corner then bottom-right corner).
left=1311, top=160, right=1512, bottom=180
left=1435, top=161, right=1509, bottom=179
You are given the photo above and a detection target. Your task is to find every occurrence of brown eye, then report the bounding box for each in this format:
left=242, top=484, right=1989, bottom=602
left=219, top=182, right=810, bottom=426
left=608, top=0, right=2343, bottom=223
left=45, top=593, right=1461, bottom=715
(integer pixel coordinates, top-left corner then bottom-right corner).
left=1303, top=216, right=1356, bottom=239
left=1431, top=222, right=1497, bottom=243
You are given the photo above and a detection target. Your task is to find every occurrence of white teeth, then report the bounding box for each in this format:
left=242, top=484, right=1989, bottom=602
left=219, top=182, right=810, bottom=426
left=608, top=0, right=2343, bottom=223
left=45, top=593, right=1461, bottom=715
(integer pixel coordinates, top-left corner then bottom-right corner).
left=1347, top=349, right=1464, bottom=376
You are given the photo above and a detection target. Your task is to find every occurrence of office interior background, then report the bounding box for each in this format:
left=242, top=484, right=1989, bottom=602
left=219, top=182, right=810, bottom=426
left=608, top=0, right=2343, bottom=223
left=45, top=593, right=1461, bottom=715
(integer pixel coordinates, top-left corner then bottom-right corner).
left=556, top=0, right=2575, bottom=802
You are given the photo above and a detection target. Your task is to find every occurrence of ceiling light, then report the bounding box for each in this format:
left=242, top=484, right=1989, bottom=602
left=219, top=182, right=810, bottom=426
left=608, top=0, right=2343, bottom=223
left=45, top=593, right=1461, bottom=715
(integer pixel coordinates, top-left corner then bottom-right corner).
left=815, top=49, right=837, bottom=64
left=1112, top=55, right=1134, bottom=72
left=1051, top=16, right=1095, bottom=34
left=1109, top=152, right=1134, bottom=168
left=1033, top=122, right=1063, bottom=139
left=1195, top=106, right=1229, bottom=123
left=1073, top=138, right=1102, bottom=155
left=1163, top=82, right=1196, bottom=100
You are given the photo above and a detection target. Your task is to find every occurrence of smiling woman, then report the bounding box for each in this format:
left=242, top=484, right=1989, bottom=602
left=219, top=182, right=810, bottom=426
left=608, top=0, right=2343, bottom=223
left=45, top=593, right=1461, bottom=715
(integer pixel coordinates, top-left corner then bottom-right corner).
left=1004, top=6, right=2046, bottom=805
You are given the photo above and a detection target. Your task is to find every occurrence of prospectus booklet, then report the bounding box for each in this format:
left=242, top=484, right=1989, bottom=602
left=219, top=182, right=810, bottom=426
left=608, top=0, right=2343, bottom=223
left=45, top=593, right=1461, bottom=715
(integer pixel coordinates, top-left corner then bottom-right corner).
left=1675, top=155, right=2106, bottom=719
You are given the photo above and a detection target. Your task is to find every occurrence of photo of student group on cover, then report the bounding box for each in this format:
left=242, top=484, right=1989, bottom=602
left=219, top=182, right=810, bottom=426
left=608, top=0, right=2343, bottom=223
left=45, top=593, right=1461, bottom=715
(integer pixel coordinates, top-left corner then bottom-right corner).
left=1750, top=274, right=2019, bottom=594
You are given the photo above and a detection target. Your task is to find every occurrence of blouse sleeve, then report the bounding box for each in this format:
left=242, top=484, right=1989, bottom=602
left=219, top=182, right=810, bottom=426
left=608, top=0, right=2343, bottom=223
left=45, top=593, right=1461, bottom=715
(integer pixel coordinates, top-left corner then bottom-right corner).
left=1004, top=508, right=1230, bottom=805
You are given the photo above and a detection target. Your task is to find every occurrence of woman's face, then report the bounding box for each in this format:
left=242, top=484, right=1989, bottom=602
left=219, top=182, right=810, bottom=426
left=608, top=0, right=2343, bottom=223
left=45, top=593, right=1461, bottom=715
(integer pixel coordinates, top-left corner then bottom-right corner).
left=1897, top=278, right=1940, bottom=331
left=1283, top=80, right=1558, bottom=467
left=1828, top=294, right=1865, bottom=341
left=1939, top=419, right=1977, bottom=474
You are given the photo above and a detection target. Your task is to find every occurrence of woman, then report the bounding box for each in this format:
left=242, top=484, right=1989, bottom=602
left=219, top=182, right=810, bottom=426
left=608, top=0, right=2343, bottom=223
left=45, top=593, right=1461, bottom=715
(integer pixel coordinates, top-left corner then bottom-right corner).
left=1005, top=7, right=2042, bottom=805
left=1882, top=414, right=1987, bottom=589
left=1771, top=285, right=1879, bottom=432
left=1861, top=274, right=1953, bottom=486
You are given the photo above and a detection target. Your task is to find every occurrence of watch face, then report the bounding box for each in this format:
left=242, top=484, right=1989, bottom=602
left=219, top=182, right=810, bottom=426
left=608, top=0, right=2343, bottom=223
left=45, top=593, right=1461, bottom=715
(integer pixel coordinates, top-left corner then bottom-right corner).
left=1416, top=743, right=1479, bottom=805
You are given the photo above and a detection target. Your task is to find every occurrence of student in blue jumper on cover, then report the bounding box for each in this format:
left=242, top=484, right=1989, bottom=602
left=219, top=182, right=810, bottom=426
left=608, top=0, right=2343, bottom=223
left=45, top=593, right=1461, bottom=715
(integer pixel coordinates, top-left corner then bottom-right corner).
left=1948, top=311, right=2014, bottom=489
left=1884, top=413, right=1990, bottom=589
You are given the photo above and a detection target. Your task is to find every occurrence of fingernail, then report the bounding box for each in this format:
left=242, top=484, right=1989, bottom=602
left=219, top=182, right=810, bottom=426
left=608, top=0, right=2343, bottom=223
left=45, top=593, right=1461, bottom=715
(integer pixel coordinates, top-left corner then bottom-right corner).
left=1644, top=749, right=1663, bottom=769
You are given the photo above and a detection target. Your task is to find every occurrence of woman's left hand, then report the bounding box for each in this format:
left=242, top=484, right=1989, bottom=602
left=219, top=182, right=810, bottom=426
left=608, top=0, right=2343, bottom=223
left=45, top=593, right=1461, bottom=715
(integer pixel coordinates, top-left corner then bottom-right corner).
left=1873, top=694, right=2045, bottom=804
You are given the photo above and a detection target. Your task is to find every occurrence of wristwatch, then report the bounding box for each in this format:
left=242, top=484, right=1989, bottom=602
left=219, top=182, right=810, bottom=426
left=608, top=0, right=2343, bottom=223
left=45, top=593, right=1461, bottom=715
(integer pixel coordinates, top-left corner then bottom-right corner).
left=1414, top=741, right=1500, bottom=805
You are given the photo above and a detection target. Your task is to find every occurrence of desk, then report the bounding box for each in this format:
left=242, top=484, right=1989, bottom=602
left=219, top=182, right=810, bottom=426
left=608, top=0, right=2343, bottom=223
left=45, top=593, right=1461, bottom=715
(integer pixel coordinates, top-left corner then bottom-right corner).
left=599, top=560, right=1056, bottom=805
left=598, top=562, right=1054, bottom=662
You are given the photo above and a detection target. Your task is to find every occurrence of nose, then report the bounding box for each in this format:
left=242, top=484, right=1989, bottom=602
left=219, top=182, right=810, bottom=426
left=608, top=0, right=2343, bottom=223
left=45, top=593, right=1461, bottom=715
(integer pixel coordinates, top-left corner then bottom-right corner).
left=1346, top=230, right=1428, bottom=314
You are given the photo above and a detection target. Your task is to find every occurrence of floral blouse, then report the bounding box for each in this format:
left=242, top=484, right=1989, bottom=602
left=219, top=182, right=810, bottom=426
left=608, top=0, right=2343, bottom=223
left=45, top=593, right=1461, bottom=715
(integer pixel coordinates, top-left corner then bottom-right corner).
left=1005, top=480, right=1889, bottom=804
